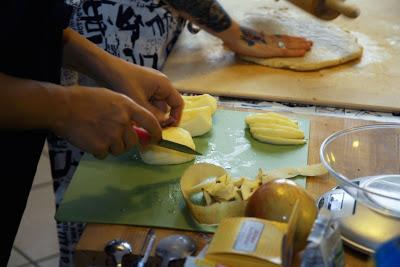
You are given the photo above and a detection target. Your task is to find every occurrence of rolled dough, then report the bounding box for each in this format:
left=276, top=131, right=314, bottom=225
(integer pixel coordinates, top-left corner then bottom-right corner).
left=239, top=6, right=363, bottom=71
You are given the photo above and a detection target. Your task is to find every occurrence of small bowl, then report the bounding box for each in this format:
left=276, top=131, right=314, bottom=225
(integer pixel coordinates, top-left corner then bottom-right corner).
left=320, top=123, right=400, bottom=218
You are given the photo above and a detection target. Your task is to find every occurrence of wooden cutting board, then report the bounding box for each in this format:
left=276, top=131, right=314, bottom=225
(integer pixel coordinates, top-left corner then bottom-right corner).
left=162, top=0, right=400, bottom=112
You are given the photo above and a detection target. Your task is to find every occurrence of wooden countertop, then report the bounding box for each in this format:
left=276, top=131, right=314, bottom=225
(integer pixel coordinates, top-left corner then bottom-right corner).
left=162, top=0, right=400, bottom=112
left=74, top=110, right=377, bottom=267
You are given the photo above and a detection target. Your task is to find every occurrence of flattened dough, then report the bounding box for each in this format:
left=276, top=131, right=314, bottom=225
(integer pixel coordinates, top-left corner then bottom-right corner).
left=240, top=7, right=363, bottom=71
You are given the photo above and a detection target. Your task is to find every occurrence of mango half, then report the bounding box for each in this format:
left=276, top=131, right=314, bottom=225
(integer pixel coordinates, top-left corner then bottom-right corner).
left=182, top=94, right=217, bottom=114
left=179, top=106, right=212, bottom=137
left=179, top=94, right=217, bottom=137
left=140, top=127, right=196, bottom=165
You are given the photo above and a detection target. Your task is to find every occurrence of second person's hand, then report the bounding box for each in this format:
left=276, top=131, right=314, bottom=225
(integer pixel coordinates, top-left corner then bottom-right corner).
left=222, top=25, right=313, bottom=58
left=53, top=85, right=162, bottom=159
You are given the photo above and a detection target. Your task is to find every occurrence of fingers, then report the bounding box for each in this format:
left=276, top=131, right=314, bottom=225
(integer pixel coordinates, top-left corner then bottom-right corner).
left=123, top=127, right=139, bottom=150
left=151, top=77, right=185, bottom=125
left=109, top=139, right=125, bottom=156
left=142, top=102, right=169, bottom=124
left=274, top=35, right=313, bottom=50
left=93, top=146, right=108, bottom=160
left=152, top=99, right=169, bottom=113
left=92, top=125, right=139, bottom=159
left=151, top=100, right=176, bottom=127
left=160, top=116, right=176, bottom=128
left=129, top=102, right=162, bottom=143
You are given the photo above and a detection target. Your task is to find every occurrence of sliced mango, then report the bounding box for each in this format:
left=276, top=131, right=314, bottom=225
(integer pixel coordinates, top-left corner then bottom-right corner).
left=246, top=116, right=298, bottom=128
left=263, top=112, right=298, bottom=122
left=246, top=112, right=306, bottom=146
left=240, top=179, right=262, bottom=200
left=205, top=182, right=237, bottom=202
left=252, top=134, right=307, bottom=145
left=247, top=122, right=299, bottom=131
left=250, top=127, right=305, bottom=139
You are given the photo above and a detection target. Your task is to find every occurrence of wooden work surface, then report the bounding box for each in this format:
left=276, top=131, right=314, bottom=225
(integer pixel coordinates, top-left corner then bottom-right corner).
left=162, top=0, right=400, bottom=112
left=74, top=110, right=377, bottom=267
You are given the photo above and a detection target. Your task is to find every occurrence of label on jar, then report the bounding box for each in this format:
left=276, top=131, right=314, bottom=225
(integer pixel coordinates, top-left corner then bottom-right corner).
left=233, top=220, right=264, bottom=253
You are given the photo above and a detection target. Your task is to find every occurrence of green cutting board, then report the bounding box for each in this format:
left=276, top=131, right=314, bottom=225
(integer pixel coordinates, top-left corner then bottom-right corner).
left=55, top=109, right=310, bottom=233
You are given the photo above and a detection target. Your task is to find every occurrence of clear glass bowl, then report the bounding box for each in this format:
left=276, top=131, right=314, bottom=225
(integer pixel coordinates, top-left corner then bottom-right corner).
left=320, top=123, right=400, bottom=218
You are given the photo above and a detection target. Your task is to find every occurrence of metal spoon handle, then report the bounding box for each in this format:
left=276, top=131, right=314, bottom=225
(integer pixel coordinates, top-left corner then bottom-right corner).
left=116, top=260, right=123, bottom=267
left=137, top=234, right=156, bottom=267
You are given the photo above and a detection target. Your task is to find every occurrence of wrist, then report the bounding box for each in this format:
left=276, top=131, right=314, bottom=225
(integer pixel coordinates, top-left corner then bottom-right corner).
left=215, top=20, right=242, bottom=48
left=101, top=56, right=141, bottom=94
left=103, top=55, right=129, bottom=86
left=44, top=84, right=71, bottom=134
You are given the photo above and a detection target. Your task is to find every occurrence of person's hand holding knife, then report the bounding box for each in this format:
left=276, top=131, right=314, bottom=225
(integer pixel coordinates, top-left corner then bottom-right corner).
left=59, top=29, right=184, bottom=159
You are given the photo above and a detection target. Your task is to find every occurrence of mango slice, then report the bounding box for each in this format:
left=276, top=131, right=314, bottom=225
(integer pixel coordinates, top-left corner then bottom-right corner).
left=246, top=112, right=306, bottom=145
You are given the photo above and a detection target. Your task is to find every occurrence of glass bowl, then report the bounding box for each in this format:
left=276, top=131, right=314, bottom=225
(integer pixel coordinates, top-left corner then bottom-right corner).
left=320, top=123, right=400, bottom=218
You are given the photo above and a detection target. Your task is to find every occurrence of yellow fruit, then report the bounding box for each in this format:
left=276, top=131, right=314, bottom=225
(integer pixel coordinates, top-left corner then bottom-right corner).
left=246, top=115, right=298, bottom=128
left=252, top=134, right=307, bottom=145
left=250, top=127, right=305, bottom=139
left=246, top=112, right=306, bottom=145
left=183, top=94, right=217, bottom=114
left=179, top=106, right=212, bottom=137
left=240, top=179, right=261, bottom=200
left=247, top=122, right=298, bottom=131
left=263, top=112, right=297, bottom=122
left=140, top=127, right=195, bottom=165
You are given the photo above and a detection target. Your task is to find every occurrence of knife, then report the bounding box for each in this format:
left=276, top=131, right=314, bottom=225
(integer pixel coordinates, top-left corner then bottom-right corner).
left=133, top=126, right=202, bottom=155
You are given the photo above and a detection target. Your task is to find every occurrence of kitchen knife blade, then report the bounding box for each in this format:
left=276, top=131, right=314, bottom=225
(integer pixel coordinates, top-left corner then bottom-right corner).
left=133, top=126, right=202, bottom=155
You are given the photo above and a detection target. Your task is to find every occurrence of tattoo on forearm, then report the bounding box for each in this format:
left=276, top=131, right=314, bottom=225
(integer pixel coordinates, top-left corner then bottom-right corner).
left=163, top=0, right=231, bottom=32
left=240, top=26, right=266, bottom=46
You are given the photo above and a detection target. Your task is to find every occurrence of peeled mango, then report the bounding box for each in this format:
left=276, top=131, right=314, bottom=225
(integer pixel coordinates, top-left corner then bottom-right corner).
left=179, top=106, right=212, bottom=137
left=179, top=94, right=217, bottom=137
left=182, top=94, right=217, bottom=114
left=245, top=178, right=317, bottom=252
left=140, top=127, right=196, bottom=165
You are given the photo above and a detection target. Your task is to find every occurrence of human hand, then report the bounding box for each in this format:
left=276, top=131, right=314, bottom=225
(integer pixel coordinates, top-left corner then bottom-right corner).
left=223, top=26, right=313, bottom=58
left=106, top=60, right=184, bottom=127
left=54, top=85, right=162, bottom=159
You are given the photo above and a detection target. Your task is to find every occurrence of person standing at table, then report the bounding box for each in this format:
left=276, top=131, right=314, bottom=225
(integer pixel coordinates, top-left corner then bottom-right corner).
left=0, top=0, right=185, bottom=265
left=0, top=0, right=312, bottom=266
left=49, top=0, right=313, bottom=266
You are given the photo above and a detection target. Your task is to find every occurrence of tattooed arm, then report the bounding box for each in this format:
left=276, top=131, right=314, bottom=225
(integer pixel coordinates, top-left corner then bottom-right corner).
left=163, top=0, right=312, bottom=58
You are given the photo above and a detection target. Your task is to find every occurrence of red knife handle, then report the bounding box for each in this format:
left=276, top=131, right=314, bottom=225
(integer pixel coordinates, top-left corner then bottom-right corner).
left=132, top=126, right=151, bottom=145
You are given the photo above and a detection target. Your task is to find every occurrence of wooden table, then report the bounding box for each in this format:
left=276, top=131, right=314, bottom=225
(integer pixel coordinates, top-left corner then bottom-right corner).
left=74, top=110, right=375, bottom=267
